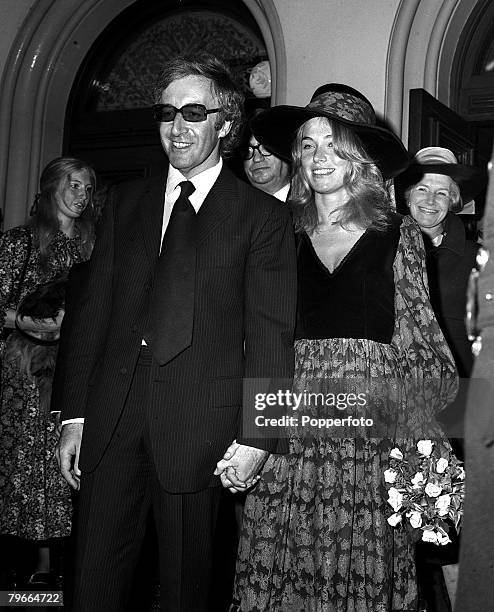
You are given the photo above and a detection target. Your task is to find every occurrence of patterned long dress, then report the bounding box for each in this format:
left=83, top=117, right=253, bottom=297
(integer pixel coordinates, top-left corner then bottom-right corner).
left=0, top=226, right=90, bottom=540
left=233, top=216, right=457, bottom=612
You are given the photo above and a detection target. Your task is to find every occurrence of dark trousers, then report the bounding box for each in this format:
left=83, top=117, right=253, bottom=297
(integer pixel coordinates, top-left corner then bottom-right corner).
left=455, top=357, right=494, bottom=611
left=68, top=350, right=222, bottom=611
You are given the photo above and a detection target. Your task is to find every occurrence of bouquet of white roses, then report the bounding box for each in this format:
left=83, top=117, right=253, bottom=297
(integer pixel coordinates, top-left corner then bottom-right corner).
left=384, top=440, right=465, bottom=545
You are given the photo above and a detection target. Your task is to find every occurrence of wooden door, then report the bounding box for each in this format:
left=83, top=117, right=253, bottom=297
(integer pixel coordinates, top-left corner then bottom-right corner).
left=404, top=88, right=492, bottom=226
left=408, top=88, right=480, bottom=163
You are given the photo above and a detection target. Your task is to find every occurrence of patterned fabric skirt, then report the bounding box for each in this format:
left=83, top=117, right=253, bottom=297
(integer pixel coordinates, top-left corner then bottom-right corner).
left=0, top=348, right=72, bottom=540
left=233, top=338, right=419, bottom=612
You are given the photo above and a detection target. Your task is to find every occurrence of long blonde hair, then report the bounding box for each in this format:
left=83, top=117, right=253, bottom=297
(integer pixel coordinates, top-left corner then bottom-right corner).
left=30, top=157, right=96, bottom=271
left=289, top=118, right=392, bottom=234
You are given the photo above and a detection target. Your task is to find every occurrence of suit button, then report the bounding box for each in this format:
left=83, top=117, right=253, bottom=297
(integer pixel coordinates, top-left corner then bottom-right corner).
left=131, top=325, right=138, bottom=333
left=486, top=293, right=493, bottom=301
left=120, top=367, right=128, bottom=375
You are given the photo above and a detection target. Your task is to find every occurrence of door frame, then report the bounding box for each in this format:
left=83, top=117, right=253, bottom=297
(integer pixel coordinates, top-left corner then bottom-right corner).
left=385, top=0, right=483, bottom=142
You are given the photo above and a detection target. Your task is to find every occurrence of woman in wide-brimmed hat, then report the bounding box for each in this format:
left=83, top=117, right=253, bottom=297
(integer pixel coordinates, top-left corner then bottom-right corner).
left=231, top=86, right=457, bottom=611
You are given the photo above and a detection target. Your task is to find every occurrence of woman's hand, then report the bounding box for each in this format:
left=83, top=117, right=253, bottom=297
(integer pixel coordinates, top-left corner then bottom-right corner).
left=16, top=309, right=65, bottom=334
left=52, top=412, right=62, bottom=437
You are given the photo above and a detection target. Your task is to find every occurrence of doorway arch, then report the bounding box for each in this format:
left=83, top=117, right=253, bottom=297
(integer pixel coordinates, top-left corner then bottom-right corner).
left=0, top=0, right=286, bottom=228
left=385, top=0, right=483, bottom=146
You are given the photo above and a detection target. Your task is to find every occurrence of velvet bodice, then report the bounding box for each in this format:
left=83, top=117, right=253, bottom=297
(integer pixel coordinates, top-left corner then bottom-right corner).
left=295, top=214, right=402, bottom=343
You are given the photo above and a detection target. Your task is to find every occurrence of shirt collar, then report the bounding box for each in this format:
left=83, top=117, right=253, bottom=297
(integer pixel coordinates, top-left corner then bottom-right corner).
left=273, top=183, right=290, bottom=202
left=166, top=159, right=223, bottom=201
left=436, top=212, right=466, bottom=256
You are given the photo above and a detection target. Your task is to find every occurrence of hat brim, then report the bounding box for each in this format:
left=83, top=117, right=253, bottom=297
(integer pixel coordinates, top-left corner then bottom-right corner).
left=250, top=106, right=410, bottom=180
left=400, top=163, right=487, bottom=203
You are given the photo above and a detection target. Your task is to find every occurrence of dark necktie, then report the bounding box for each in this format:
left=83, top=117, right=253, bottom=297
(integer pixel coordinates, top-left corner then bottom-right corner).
left=145, top=180, right=196, bottom=365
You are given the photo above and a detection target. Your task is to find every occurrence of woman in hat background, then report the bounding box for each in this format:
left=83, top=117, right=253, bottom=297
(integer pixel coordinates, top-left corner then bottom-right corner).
left=401, top=148, right=485, bottom=611
left=230, top=86, right=457, bottom=611
left=402, top=147, right=485, bottom=385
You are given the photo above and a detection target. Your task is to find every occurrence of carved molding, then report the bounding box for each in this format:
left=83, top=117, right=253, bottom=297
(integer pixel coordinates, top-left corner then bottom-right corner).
left=385, top=0, right=483, bottom=146
left=94, top=11, right=268, bottom=112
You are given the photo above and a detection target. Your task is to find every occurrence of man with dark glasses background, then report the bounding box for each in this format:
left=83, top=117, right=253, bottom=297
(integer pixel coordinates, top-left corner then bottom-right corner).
left=241, top=122, right=291, bottom=202
left=53, top=53, right=296, bottom=611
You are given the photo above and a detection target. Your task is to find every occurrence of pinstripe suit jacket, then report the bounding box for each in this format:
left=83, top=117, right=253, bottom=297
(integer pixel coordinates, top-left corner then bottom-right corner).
left=51, top=164, right=297, bottom=493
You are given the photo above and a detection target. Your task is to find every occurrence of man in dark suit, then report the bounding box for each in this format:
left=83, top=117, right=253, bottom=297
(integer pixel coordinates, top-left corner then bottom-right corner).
left=455, top=148, right=494, bottom=611
left=53, top=53, right=296, bottom=611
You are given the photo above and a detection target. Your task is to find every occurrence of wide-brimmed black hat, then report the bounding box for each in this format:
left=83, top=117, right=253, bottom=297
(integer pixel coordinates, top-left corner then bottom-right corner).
left=250, top=84, right=410, bottom=179
left=239, top=109, right=292, bottom=164
left=399, top=147, right=487, bottom=205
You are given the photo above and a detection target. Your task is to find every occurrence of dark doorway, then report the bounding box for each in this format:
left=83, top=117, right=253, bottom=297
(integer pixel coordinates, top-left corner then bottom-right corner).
left=63, top=0, right=269, bottom=187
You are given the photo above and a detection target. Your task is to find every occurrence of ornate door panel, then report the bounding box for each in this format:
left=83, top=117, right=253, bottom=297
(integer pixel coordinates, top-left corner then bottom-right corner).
left=408, top=89, right=478, bottom=163
left=407, top=88, right=492, bottom=221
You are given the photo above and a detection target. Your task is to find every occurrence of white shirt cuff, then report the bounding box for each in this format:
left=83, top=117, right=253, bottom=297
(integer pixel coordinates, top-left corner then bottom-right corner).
left=61, top=418, right=85, bottom=425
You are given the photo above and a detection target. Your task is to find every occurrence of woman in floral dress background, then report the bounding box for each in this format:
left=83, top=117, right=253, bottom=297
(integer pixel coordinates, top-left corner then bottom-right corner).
left=0, top=157, right=95, bottom=586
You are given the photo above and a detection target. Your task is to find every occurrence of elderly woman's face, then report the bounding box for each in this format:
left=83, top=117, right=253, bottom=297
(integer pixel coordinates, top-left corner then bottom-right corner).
left=408, top=173, right=453, bottom=234
left=300, top=117, right=349, bottom=197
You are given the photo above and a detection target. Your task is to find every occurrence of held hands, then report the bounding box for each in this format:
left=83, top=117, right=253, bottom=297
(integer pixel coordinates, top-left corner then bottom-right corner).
left=214, top=440, right=268, bottom=493
left=56, top=422, right=83, bottom=490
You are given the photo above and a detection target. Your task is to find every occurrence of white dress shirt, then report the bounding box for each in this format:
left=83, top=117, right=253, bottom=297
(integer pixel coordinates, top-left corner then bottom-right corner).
left=273, top=183, right=290, bottom=202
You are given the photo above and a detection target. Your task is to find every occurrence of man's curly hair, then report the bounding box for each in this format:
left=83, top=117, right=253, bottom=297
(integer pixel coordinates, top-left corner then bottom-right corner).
left=153, top=53, right=244, bottom=158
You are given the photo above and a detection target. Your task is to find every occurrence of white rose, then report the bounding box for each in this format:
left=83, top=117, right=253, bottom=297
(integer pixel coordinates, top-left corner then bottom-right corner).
left=457, top=467, right=465, bottom=480
left=407, top=510, right=422, bottom=529
left=434, top=494, right=451, bottom=517
left=249, top=61, right=271, bottom=98
left=422, top=528, right=439, bottom=544
left=425, top=482, right=442, bottom=498
left=384, top=469, right=398, bottom=483
left=387, top=487, right=404, bottom=512
left=436, top=458, right=449, bottom=474
left=411, top=472, right=425, bottom=488
left=437, top=531, right=452, bottom=546
left=417, top=440, right=433, bottom=456
left=387, top=512, right=402, bottom=527
left=390, top=448, right=404, bottom=460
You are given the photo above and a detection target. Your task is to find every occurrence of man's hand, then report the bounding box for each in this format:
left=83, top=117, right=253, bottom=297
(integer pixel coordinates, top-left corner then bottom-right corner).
left=56, top=423, right=83, bottom=490
left=214, top=440, right=268, bottom=493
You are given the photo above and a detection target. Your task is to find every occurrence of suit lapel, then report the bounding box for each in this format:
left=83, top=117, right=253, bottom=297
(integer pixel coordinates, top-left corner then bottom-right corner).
left=195, top=165, right=236, bottom=245
left=135, top=164, right=236, bottom=261
left=137, top=172, right=168, bottom=264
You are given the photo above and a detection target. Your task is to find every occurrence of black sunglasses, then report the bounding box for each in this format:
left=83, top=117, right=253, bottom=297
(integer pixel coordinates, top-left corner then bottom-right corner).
left=243, top=143, right=273, bottom=160
left=152, top=103, right=221, bottom=123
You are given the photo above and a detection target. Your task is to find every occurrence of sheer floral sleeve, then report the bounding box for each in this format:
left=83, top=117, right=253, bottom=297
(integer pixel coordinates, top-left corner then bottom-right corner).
left=392, top=215, right=458, bottom=431
left=0, top=227, right=32, bottom=328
